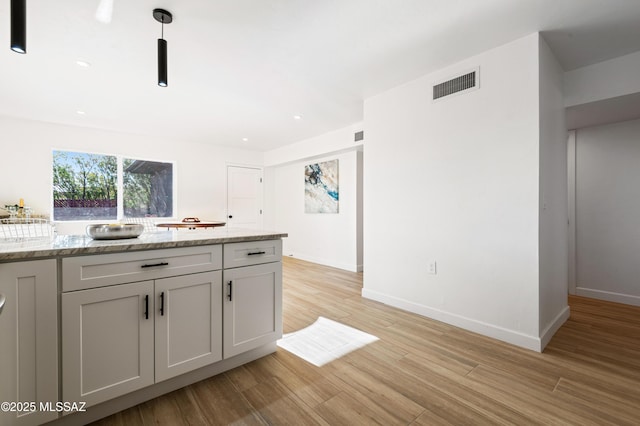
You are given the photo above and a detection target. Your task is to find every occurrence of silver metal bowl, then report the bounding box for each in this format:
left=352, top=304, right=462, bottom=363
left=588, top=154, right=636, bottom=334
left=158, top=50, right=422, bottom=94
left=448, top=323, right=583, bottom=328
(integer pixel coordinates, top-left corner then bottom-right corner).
left=86, top=224, right=144, bottom=240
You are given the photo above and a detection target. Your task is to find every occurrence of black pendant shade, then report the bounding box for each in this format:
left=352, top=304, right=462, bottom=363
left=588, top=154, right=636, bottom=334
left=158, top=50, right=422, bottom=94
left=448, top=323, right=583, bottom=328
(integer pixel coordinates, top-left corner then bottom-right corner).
left=153, top=9, right=172, bottom=87
left=11, top=0, right=27, bottom=54
left=158, top=38, right=167, bottom=86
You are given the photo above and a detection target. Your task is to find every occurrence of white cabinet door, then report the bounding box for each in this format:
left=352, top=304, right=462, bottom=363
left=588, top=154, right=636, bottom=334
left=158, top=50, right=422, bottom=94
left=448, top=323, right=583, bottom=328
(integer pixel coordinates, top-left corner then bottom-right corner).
left=155, top=271, right=222, bottom=382
left=0, top=260, right=58, bottom=426
left=223, top=262, right=282, bottom=358
left=62, top=281, right=154, bottom=408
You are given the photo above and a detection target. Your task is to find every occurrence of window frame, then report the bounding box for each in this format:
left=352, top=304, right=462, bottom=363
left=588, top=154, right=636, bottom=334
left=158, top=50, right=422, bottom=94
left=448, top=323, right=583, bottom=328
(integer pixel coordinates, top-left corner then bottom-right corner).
left=51, top=149, right=177, bottom=222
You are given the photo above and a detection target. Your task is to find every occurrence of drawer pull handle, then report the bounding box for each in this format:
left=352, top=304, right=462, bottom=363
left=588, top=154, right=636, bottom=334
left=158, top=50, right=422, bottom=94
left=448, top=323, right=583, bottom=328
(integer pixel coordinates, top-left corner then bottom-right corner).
left=247, top=251, right=266, bottom=256
left=160, top=292, right=165, bottom=316
left=144, top=295, right=149, bottom=320
left=141, top=262, right=169, bottom=268
left=0, top=293, right=6, bottom=315
left=227, top=281, right=233, bottom=301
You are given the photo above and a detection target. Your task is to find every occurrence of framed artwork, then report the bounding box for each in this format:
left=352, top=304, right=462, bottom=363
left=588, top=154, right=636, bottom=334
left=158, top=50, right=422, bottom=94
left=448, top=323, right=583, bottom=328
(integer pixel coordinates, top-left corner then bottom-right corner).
left=305, top=159, right=339, bottom=213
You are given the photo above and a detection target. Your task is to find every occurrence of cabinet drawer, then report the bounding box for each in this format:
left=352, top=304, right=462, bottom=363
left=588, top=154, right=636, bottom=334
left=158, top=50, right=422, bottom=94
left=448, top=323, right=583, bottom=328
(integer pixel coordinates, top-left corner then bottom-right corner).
left=223, top=240, right=282, bottom=269
left=63, top=245, right=222, bottom=292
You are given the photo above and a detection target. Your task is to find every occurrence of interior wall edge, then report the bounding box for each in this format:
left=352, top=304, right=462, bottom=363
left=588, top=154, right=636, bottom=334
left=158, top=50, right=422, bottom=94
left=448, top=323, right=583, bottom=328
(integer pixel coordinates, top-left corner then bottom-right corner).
left=539, top=305, right=570, bottom=350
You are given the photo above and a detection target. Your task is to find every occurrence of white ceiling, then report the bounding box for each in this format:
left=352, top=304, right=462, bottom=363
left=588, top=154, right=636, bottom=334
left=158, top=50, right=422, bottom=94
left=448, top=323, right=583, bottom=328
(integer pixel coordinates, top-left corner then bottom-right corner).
left=1, top=0, right=640, bottom=151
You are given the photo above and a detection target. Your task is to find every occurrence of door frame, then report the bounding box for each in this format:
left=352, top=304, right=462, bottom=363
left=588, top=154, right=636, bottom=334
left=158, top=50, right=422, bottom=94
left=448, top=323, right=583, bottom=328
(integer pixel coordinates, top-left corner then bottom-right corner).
left=567, top=130, right=577, bottom=295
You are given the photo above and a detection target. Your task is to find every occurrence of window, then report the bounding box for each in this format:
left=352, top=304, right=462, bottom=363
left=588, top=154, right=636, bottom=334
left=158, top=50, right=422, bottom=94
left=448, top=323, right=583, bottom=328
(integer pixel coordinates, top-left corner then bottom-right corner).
left=123, top=158, right=173, bottom=218
left=53, top=150, right=174, bottom=221
left=53, top=151, right=117, bottom=220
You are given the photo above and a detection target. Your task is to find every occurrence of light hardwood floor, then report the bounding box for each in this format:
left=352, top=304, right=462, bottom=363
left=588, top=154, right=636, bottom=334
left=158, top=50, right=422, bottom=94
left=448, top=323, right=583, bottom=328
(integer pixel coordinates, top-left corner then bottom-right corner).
left=92, top=257, right=640, bottom=425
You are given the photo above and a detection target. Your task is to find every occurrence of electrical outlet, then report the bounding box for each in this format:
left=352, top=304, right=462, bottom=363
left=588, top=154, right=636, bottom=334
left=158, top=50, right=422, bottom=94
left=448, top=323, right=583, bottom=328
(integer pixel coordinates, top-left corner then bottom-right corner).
left=428, top=260, right=437, bottom=275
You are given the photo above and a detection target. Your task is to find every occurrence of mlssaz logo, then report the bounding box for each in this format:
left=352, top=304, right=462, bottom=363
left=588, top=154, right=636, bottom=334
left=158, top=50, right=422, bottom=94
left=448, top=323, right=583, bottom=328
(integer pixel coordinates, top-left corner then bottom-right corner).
left=39, top=401, right=87, bottom=412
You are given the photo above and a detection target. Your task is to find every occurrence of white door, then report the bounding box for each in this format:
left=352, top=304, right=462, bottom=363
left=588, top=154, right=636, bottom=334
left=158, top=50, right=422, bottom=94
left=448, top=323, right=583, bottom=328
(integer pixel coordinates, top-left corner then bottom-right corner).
left=62, top=281, right=155, bottom=408
left=155, top=271, right=222, bottom=382
left=222, top=262, right=282, bottom=358
left=0, top=260, right=58, bottom=426
left=227, top=166, right=263, bottom=229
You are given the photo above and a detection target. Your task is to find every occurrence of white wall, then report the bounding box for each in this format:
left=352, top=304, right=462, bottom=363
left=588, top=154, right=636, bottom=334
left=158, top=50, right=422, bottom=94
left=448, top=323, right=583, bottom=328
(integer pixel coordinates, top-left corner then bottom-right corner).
left=564, top=49, right=640, bottom=132
left=574, top=118, right=640, bottom=306
left=264, top=122, right=363, bottom=167
left=564, top=50, right=640, bottom=107
left=537, top=37, right=570, bottom=347
left=266, top=150, right=361, bottom=272
left=264, top=123, right=363, bottom=272
left=363, top=33, right=566, bottom=351
left=0, top=116, right=263, bottom=234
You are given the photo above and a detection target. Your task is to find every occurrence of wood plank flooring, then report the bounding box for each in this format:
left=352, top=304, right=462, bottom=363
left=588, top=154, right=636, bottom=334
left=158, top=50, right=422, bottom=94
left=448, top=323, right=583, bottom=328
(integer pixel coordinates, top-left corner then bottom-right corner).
left=92, top=257, right=640, bottom=425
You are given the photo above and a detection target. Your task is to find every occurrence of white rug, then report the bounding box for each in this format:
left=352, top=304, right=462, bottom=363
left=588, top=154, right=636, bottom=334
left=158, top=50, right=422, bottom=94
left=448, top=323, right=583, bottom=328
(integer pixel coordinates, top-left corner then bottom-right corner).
left=277, top=316, right=379, bottom=367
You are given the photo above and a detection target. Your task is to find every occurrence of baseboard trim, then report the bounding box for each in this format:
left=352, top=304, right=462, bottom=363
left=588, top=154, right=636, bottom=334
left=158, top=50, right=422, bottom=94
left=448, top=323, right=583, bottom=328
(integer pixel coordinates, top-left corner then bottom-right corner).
left=576, top=287, right=640, bottom=307
left=286, top=253, right=359, bottom=272
left=540, top=306, right=570, bottom=350
left=361, top=288, right=544, bottom=352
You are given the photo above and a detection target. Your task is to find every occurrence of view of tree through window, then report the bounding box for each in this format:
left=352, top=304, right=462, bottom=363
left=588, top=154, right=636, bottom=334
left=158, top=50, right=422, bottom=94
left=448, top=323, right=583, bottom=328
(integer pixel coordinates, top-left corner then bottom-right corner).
left=53, top=151, right=174, bottom=221
left=53, top=151, right=117, bottom=220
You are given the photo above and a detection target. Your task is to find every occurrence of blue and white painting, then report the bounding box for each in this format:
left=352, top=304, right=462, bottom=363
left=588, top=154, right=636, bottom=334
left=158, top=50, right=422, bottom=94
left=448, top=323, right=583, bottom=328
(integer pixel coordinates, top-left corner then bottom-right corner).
left=305, top=160, right=339, bottom=213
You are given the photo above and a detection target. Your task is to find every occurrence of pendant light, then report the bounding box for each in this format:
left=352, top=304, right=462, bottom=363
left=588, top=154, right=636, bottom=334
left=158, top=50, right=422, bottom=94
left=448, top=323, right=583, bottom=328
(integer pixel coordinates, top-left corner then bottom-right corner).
left=10, top=0, right=27, bottom=54
left=153, top=9, right=172, bottom=87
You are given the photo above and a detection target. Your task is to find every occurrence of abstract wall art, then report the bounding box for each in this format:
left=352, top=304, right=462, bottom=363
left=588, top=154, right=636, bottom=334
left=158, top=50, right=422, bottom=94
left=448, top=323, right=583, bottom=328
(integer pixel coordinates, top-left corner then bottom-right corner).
left=305, top=159, right=339, bottom=213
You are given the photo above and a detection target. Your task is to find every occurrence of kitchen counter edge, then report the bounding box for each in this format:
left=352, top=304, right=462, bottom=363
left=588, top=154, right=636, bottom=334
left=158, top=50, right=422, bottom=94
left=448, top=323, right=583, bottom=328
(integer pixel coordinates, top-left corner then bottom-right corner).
left=0, top=230, right=288, bottom=261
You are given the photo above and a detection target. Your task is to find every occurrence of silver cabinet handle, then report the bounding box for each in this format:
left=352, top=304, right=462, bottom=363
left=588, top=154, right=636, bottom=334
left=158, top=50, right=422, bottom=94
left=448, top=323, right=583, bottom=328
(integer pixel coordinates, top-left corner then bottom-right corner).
left=0, top=294, right=5, bottom=315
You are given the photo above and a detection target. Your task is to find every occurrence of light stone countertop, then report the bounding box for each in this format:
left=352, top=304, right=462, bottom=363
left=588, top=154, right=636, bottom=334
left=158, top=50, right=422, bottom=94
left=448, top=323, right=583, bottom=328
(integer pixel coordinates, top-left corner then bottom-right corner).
left=0, top=228, right=288, bottom=261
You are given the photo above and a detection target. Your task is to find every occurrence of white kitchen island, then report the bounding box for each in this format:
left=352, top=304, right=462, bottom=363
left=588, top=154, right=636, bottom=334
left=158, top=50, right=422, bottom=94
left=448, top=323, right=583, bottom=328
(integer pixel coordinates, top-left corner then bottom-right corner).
left=0, top=228, right=287, bottom=426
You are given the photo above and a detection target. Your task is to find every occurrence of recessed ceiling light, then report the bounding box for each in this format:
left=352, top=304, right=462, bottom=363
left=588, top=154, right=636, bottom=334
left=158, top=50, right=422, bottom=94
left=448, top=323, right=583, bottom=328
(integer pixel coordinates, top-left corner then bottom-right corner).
left=293, top=115, right=302, bottom=120
left=76, top=110, right=86, bottom=115
left=76, top=60, right=91, bottom=68
left=242, top=138, right=249, bottom=142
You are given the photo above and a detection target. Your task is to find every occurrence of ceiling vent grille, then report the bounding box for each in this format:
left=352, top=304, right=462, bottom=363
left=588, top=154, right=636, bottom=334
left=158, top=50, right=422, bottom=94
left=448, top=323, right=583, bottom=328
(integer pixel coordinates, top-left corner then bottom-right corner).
left=432, top=68, right=479, bottom=101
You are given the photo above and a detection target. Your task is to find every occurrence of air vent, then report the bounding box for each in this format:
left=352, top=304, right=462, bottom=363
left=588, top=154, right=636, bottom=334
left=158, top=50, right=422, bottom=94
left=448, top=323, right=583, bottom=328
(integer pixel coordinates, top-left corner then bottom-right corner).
left=354, top=130, right=364, bottom=142
left=432, top=68, right=479, bottom=101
